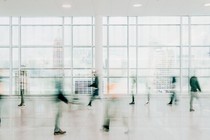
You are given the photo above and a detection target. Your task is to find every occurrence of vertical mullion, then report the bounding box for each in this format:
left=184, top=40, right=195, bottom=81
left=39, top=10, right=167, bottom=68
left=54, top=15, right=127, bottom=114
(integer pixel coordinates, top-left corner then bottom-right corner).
left=71, top=16, right=73, bottom=94
left=127, top=17, right=129, bottom=95
left=92, top=16, right=94, bottom=72
left=188, top=16, right=191, bottom=94
left=62, top=17, right=64, bottom=85
left=107, top=17, right=109, bottom=94
left=18, top=16, right=21, bottom=96
left=9, top=17, right=12, bottom=95
left=180, top=16, right=182, bottom=94
left=136, top=16, right=138, bottom=95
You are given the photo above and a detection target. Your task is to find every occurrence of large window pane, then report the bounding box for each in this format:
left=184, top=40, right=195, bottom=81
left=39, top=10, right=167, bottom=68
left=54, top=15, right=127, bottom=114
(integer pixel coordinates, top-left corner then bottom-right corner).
left=12, top=26, right=19, bottom=46
left=28, top=78, right=56, bottom=95
left=21, top=26, right=62, bottom=46
left=64, top=26, right=72, bottom=45
left=109, top=47, right=127, bottom=68
left=191, top=16, right=210, bottom=24
left=129, top=47, right=136, bottom=68
left=191, top=47, right=210, bottom=68
left=182, top=26, right=189, bottom=46
left=0, top=17, right=9, bottom=24
left=191, top=26, right=210, bottom=45
left=0, top=26, right=9, bottom=46
left=129, top=26, right=136, bottom=45
left=64, top=47, right=71, bottom=68
left=73, top=48, right=92, bottom=68
left=138, top=47, right=180, bottom=68
left=138, top=26, right=180, bottom=45
left=21, top=48, right=54, bottom=68
left=73, top=26, right=92, bottom=46
left=0, top=48, right=9, bottom=68
left=109, top=26, right=127, bottom=46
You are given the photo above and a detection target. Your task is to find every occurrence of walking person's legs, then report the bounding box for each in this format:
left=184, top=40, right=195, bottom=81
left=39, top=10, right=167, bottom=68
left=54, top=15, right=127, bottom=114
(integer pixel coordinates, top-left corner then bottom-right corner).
left=18, top=89, right=24, bottom=106
left=190, top=92, right=196, bottom=111
left=129, top=94, right=135, bottom=105
left=54, top=102, right=66, bottom=135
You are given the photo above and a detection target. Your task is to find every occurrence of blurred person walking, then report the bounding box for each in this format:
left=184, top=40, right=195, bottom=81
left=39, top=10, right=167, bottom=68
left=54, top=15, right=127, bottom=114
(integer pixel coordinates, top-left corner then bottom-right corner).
left=189, top=76, right=201, bottom=112
left=18, top=66, right=27, bottom=107
left=54, top=80, right=69, bottom=135
left=167, top=76, right=178, bottom=105
left=87, top=71, right=99, bottom=106
left=129, top=76, right=136, bottom=105
left=102, top=84, right=129, bottom=133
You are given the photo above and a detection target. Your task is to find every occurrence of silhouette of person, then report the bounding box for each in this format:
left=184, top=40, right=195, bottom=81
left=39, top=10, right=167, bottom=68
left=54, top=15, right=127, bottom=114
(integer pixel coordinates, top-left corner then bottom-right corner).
left=18, top=66, right=27, bottom=107
left=54, top=80, right=69, bottom=135
left=129, top=76, right=136, bottom=105
left=189, top=76, right=201, bottom=112
left=87, top=71, right=99, bottom=106
left=167, top=76, right=178, bottom=105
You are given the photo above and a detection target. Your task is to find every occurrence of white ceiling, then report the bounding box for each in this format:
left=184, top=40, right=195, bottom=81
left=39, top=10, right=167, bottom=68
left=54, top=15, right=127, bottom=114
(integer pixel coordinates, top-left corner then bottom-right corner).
left=0, top=0, right=210, bottom=16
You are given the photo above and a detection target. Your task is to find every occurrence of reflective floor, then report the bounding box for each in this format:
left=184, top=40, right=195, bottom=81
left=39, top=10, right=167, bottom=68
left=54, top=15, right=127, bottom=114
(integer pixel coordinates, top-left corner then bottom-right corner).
left=0, top=95, right=210, bottom=140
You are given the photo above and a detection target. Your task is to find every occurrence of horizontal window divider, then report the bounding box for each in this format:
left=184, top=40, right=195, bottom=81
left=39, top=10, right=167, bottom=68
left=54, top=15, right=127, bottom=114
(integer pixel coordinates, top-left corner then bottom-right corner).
left=191, top=24, right=210, bottom=26
left=189, top=45, right=210, bottom=47
left=72, top=24, right=94, bottom=26
left=138, top=68, right=181, bottom=69
left=20, top=24, right=64, bottom=26
left=0, top=46, right=11, bottom=48
left=103, top=45, right=181, bottom=47
left=103, top=24, right=181, bottom=26
left=73, top=46, right=94, bottom=48
left=12, top=46, right=95, bottom=48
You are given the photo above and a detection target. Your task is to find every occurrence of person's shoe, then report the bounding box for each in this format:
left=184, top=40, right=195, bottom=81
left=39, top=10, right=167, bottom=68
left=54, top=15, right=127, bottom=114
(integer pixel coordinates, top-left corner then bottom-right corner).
left=54, top=130, right=66, bottom=135
left=129, top=102, right=135, bottom=105
left=190, top=109, right=195, bottom=112
left=167, top=103, right=172, bottom=106
left=102, top=125, right=109, bottom=132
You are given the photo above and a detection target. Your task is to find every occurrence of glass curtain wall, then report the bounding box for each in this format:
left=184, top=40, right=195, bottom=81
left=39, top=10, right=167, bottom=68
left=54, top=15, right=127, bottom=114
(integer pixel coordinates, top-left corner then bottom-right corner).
left=103, top=16, right=210, bottom=94
left=1, top=16, right=210, bottom=95
left=0, top=17, right=95, bottom=95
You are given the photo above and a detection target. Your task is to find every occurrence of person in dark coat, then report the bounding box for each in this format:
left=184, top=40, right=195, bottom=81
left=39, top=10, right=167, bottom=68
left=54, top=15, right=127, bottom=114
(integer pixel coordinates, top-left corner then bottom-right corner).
left=87, top=71, right=99, bottom=106
left=129, top=76, right=136, bottom=105
left=167, top=76, right=178, bottom=105
left=54, top=80, right=69, bottom=135
left=189, top=76, right=201, bottom=112
left=18, top=67, right=27, bottom=107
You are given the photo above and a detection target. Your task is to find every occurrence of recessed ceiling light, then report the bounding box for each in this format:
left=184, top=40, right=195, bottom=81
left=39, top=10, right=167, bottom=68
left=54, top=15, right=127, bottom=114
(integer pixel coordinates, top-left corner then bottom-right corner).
left=204, top=3, right=210, bottom=7
left=62, top=4, right=72, bottom=8
left=133, top=4, right=142, bottom=7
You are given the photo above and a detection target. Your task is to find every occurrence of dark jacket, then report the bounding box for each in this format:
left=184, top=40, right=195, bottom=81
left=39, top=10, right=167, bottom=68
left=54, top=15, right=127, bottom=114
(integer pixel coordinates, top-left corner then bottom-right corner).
left=190, top=76, right=201, bottom=92
left=55, top=81, right=68, bottom=104
left=56, top=90, right=68, bottom=104
left=89, top=76, right=98, bottom=89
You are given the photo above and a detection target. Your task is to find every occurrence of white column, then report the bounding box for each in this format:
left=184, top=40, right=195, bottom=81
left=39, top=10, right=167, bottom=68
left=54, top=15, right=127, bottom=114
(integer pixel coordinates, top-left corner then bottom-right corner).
left=95, top=16, right=103, bottom=97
